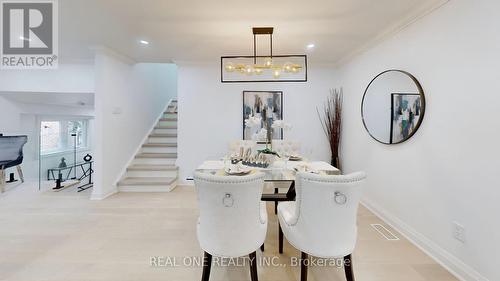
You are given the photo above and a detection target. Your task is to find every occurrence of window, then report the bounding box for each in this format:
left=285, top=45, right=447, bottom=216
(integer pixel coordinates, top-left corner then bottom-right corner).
left=40, top=119, right=89, bottom=155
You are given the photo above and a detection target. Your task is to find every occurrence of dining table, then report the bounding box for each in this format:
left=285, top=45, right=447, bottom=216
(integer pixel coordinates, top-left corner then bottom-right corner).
left=195, top=160, right=341, bottom=208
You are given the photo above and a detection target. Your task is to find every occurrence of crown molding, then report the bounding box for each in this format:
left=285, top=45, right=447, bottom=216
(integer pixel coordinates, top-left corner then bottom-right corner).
left=90, top=46, right=137, bottom=65
left=335, top=0, right=451, bottom=67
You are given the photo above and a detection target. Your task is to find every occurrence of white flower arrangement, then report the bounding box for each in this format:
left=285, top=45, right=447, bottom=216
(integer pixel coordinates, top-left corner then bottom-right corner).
left=245, top=115, right=292, bottom=143
left=252, top=128, right=268, bottom=141
left=271, top=120, right=292, bottom=131
left=245, top=115, right=262, bottom=128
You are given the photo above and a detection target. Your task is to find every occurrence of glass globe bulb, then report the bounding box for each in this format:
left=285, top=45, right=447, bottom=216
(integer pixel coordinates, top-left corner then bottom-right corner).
left=245, top=65, right=254, bottom=75
left=224, top=62, right=235, bottom=72
left=284, top=62, right=293, bottom=72
left=254, top=68, right=263, bottom=75
left=291, top=67, right=299, bottom=73
left=263, top=57, right=273, bottom=67
left=273, top=69, right=281, bottom=78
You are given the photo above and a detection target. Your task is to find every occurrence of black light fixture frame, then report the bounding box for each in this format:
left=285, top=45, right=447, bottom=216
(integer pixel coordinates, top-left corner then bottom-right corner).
left=221, top=27, right=308, bottom=83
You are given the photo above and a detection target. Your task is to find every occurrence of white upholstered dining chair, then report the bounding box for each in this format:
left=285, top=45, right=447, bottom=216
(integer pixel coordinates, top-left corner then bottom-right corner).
left=277, top=171, right=366, bottom=281
left=194, top=171, right=268, bottom=281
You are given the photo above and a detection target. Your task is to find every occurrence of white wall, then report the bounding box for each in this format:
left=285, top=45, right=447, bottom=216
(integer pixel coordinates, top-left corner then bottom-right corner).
left=92, top=49, right=177, bottom=199
left=177, top=62, right=338, bottom=184
left=338, top=0, right=499, bottom=280
left=0, top=96, right=22, bottom=134
left=0, top=63, right=94, bottom=93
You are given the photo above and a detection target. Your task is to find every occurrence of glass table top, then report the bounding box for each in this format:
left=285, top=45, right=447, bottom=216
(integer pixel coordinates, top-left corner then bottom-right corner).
left=195, top=168, right=297, bottom=182
left=195, top=160, right=340, bottom=182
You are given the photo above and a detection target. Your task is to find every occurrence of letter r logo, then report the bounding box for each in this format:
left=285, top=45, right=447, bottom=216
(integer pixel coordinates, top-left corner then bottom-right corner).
left=2, top=2, right=53, bottom=54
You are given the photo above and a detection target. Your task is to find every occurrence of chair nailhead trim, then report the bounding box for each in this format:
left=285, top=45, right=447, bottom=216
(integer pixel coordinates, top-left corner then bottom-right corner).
left=194, top=172, right=267, bottom=224
left=288, top=173, right=366, bottom=227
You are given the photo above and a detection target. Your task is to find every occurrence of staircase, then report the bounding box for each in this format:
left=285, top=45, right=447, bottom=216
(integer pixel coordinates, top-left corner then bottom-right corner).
left=117, top=99, right=178, bottom=192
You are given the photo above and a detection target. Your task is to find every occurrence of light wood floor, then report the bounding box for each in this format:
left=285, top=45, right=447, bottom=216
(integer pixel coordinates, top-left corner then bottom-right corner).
left=0, top=182, right=458, bottom=281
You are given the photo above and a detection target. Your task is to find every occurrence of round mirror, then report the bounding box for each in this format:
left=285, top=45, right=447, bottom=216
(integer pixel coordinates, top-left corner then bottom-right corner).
left=362, top=70, right=425, bottom=144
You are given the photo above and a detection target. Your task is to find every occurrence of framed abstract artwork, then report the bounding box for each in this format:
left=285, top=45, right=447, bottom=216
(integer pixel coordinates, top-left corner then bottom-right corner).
left=390, top=93, right=422, bottom=144
left=242, top=91, right=283, bottom=143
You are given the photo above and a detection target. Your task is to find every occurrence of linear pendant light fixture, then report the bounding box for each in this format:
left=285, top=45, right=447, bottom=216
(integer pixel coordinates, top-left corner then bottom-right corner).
left=221, top=27, right=307, bottom=83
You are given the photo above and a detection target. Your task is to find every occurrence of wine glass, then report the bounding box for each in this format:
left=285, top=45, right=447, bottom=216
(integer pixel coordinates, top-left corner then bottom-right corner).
left=304, top=147, right=314, bottom=165
left=222, top=154, right=231, bottom=170
left=281, top=153, right=290, bottom=170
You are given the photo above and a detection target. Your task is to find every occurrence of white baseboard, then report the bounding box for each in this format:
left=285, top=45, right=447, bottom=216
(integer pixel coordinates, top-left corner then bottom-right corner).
left=90, top=186, right=117, bottom=200
left=179, top=179, right=194, bottom=186
left=361, top=198, right=489, bottom=281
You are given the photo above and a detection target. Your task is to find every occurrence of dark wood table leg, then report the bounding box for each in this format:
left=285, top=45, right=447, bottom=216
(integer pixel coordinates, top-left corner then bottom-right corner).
left=344, top=254, right=355, bottom=281
left=274, top=187, right=278, bottom=214
left=260, top=180, right=294, bottom=202
left=278, top=223, right=283, bottom=254
left=285, top=181, right=296, bottom=200
left=301, top=252, right=308, bottom=281
left=249, top=251, right=258, bottom=281
left=201, top=251, right=212, bottom=281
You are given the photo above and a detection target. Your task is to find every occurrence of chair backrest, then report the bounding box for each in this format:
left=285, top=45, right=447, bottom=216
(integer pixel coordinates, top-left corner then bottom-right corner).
left=293, top=171, right=366, bottom=257
left=228, top=140, right=257, bottom=156
left=194, top=171, right=266, bottom=257
left=0, top=135, right=28, bottom=167
left=272, top=140, right=301, bottom=156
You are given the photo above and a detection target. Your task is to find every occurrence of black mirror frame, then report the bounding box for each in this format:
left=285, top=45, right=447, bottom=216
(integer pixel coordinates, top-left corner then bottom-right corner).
left=361, top=69, right=426, bottom=145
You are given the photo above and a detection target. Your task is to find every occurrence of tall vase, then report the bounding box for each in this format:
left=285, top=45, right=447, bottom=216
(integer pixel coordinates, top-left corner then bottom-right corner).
left=331, top=156, right=340, bottom=169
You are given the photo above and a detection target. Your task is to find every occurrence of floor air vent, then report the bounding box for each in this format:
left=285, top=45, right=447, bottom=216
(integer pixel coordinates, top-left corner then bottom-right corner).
left=370, top=224, right=400, bottom=241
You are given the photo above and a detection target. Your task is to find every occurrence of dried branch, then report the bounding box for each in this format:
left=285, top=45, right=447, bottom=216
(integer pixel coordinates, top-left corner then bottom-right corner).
left=317, top=88, right=343, bottom=168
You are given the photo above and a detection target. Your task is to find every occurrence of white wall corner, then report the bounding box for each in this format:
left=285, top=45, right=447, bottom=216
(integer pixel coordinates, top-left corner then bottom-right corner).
left=91, top=46, right=136, bottom=65
left=178, top=178, right=194, bottom=186
left=90, top=185, right=118, bottom=200
left=361, top=198, right=489, bottom=281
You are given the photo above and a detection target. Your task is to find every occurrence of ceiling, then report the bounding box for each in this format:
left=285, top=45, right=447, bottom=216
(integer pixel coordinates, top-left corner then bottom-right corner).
left=59, top=0, right=447, bottom=64
left=0, top=92, right=94, bottom=108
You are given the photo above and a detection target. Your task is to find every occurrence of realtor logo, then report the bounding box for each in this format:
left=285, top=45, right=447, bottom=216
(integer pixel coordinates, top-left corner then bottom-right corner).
left=1, top=0, right=58, bottom=69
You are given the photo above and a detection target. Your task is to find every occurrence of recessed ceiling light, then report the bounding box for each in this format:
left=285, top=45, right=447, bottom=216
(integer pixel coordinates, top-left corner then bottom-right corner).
left=139, top=40, right=150, bottom=45
left=307, top=43, right=315, bottom=49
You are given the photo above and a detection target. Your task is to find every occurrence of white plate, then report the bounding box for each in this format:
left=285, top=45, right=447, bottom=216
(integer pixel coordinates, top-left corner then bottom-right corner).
left=225, top=167, right=252, bottom=176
